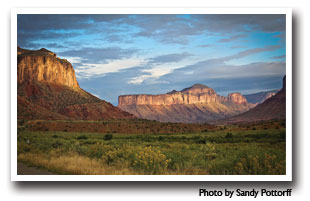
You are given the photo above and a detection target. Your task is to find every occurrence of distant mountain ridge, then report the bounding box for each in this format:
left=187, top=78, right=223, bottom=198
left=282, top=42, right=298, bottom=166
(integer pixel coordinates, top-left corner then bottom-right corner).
left=222, top=76, right=286, bottom=123
left=118, top=84, right=254, bottom=123
left=244, top=89, right=280, bottom=104
left=17, top=47, right=135, bottom=120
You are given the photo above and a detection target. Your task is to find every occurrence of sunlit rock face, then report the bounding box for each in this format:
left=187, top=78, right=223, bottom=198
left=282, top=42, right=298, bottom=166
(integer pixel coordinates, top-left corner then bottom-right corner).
left=118, top=84, right=249, bottom=106
left=17, top=47, right=79, bottom=89
left=227, top=92, right=248, bottom=104
left=118, top=84, right=254, bottom=123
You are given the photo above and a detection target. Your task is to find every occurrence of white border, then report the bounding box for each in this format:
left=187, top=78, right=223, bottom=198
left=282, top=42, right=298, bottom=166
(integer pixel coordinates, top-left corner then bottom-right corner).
left=11, top=8, right=292, bottom=181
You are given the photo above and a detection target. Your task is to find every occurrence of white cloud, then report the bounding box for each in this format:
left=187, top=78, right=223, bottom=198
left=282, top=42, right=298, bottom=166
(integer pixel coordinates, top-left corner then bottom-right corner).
left=128, top=74, right=152, bottom=85
left=184, top=71, right=194, bottom=75
left=128, top=67, right=172, bottom=85
left=75, top=58, right=146, bottom=78
left=142, top=68, right=172, bottom=77
left=65, top=57, right=83, bottom=64
left=127, top=57, right=201, bottom=85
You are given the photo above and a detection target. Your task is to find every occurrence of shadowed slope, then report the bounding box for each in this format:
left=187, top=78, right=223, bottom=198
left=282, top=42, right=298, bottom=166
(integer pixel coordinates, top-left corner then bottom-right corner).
left=223, top=76, right=286, bottom=123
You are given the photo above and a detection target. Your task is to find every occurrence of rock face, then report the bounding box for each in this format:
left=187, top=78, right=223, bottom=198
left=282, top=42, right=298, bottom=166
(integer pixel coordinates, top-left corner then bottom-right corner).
left=17, top=47, right=135, bottom=120
left=119, top=85, right=219, bottom=106
left=223, top=76, right=286, bottom=123
left=119, top=84, right=248, bottom=107
left=118, top=84, right=254, bottom=123
left=18, top=47, right=79, bottom=88
left=227, top=93, right=247, bottom=104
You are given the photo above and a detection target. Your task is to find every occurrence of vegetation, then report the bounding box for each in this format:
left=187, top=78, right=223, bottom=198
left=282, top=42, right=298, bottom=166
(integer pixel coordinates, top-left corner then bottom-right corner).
left=18, top=119, right=218, bottom=135
left=104, top=134, right=113, bottom=141
left=17, top=120, right=286, bottom=175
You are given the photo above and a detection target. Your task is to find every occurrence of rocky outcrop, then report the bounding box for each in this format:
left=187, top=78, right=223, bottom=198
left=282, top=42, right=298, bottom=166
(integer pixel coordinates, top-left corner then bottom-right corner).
left=118, top=84, right=254, bottom=123
left=18, top=47, right=79, bottom=88
left=17, top=47, right=135, bottom=120
left=227, top=93, right=248, bottom=104
left=118, top=84, right=248, bottom=107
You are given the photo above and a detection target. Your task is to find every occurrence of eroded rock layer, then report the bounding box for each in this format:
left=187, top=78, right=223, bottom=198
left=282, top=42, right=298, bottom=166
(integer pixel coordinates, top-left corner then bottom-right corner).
left=118, top=84, right=254, bottom=123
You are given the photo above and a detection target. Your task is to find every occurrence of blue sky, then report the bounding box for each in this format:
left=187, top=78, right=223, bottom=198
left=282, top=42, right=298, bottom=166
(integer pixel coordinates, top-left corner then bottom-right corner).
left=18, top=14, right=286, bottom=105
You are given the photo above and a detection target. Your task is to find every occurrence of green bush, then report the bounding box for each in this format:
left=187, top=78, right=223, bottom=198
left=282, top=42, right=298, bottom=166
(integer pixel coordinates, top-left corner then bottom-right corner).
left=225, top=133, right=233, bottom=138
left=196, top=139, right=207, bottom=144
left=280, top=131, right=286, bottom=139
left=104, top=134, right=113, bottom=141
left=77, top=135, right=88, bottom=140
left=52, top=141, right=62, bottom=148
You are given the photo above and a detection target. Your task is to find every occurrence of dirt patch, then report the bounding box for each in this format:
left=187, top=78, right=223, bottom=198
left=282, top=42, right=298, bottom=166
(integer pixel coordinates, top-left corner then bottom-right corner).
left=17, top=162, right=56, bottom=175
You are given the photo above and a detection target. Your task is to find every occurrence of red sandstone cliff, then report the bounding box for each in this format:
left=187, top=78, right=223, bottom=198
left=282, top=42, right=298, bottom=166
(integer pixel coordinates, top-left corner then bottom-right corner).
left=118, top=84, right=248, bottom=107
left=227, top=92, right=247, bottom=104
left=17, top=47, right=135, bottom=120
left=118, top=84, right=254, bottom=123
left=18, top=47, right=79, bottom=88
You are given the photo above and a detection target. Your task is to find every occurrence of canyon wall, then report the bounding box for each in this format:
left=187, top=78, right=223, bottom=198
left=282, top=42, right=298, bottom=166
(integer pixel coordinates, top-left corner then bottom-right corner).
left=118, top=84, right=248, bottom=107
left=118, top=84, right=254, bottom=123
left=17, top=47, right=79, bottom=89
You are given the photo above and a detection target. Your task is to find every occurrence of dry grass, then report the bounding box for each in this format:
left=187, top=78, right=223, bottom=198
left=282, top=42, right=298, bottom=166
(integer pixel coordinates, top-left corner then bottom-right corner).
left=18, top=152, right=136, bottom=175
left=18, top=151, right=205, bottom=175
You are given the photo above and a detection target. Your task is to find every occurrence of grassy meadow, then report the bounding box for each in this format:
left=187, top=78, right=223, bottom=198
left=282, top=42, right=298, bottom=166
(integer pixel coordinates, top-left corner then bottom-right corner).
left=17, top=119, right=286, bottom=175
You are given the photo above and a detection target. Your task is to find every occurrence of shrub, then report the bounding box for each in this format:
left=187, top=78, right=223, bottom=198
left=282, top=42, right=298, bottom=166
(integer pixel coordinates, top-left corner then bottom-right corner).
left=77, top=135, right=88, bottom=140
left=131, top=146, right=170, bottom=174
left=100, top=145, right=170, bottom=174
left=196, top=139, right=207, bottom=144
left=225, top=133, right=233, bottom=138
left=234, top=153, right=285, bottom=175
left=204, top=143, right=217, bottom=160
left=104, top=134, right=113, bottom=141
left=52, top=141, right=62, bottom=148
left=280, top=131, right=286, bottom=139
left=20, top=120, right=25, bottom=125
